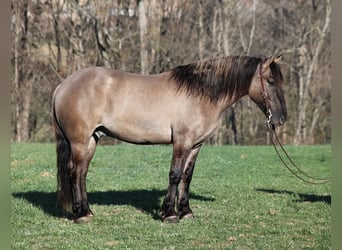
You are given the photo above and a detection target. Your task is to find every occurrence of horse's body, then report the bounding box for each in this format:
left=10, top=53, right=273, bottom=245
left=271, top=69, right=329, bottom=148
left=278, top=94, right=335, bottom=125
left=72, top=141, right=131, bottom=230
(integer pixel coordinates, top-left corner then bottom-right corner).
left=54, top=68, right=223, bottom=146
left=52, top=55, right=287, bottom=223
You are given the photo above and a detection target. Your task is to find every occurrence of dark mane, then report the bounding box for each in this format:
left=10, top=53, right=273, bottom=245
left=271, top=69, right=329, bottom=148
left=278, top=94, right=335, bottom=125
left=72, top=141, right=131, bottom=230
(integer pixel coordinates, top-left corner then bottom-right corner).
left=169, top=55, right=263, bottom=102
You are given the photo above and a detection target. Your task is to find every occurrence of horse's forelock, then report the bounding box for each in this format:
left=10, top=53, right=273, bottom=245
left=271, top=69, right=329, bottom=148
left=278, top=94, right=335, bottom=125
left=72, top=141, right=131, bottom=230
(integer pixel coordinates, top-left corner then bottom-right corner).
left=270, top=61, right=283, bottom=85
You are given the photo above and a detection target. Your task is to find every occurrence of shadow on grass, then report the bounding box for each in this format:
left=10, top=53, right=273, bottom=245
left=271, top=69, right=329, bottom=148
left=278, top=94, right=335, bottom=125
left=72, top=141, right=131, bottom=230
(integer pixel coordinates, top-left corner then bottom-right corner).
left=12, top=189, right=215, bottom=220
left=255, top=188, right=331, bottom=205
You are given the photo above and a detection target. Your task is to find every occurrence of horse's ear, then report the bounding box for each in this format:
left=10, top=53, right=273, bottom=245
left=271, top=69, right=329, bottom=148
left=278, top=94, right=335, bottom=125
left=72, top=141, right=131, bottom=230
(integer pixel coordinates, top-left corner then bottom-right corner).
left=273, top=54, right=283, bottom=63
left=262, top=54, right=284, bottom=70
left=262, top=57, right=274, bottom=70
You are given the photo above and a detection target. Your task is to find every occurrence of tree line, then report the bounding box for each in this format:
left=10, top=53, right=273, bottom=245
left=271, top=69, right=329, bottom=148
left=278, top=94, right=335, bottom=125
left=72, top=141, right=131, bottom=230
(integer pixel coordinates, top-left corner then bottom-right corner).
left=11, top=0, right=331, bottom=145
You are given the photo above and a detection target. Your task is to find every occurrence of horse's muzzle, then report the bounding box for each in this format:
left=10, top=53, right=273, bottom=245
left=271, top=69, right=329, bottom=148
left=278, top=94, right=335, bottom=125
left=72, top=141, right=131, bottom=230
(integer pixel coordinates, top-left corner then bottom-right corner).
left=279, top=116, right=286, bottom=125
left=271, top=114, right=286, bottom=126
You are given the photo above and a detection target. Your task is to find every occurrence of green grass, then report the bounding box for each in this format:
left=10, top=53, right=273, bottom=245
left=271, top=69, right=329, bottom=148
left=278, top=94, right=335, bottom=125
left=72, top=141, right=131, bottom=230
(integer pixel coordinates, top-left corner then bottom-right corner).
left=11, top=143, right=331, bottom=249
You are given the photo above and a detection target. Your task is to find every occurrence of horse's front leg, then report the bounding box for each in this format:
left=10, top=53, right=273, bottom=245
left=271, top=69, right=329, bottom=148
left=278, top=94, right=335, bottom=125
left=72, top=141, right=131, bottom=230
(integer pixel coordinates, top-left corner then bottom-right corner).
left=161, top=143, right=190, bottom=223
left=177, top=146, right=201, bottom=219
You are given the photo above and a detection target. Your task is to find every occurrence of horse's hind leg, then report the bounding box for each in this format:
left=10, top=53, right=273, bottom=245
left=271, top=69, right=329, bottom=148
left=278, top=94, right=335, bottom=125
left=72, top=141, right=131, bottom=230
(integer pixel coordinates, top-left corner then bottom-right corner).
left=70, top=136, right=97, bottom=223
left=177, top=146, right=201, bottom=219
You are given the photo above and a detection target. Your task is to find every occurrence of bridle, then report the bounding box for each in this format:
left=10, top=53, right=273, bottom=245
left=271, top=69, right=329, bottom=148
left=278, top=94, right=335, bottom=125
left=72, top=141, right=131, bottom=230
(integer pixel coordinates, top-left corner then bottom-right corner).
left=258, top=62, right=331, bottom=185
left=259, top=63, right=273, bottom=126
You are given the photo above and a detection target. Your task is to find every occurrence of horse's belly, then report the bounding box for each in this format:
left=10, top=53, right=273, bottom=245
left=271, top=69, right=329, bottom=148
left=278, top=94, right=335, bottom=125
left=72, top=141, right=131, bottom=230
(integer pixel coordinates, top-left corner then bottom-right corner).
left=104, top=118, right=172, bottom=145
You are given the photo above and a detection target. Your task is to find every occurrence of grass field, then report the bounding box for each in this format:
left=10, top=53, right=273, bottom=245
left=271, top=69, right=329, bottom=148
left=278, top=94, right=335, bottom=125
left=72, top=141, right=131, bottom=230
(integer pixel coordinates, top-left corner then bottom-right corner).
left=11, top=143, right=331, bottom=249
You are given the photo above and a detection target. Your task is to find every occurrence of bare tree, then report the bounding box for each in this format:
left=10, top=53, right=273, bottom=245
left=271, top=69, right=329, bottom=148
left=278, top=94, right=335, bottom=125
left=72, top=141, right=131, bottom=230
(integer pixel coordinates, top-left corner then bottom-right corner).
left=293, top=0, right=331, bottom=144
left=12, top=0, right=32, bottom=142
left=138, top=0, right=148, bottom=74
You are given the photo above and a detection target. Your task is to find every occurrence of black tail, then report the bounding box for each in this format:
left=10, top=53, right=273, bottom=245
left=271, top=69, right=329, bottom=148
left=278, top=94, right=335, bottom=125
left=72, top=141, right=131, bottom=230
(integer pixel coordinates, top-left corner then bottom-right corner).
left=52, top=89, right=73, bottom=214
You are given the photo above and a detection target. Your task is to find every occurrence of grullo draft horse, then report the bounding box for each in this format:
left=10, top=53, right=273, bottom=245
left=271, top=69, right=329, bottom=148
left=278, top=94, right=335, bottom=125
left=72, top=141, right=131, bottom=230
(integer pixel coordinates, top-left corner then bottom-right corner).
left=52, top=55, right=287, bottom=223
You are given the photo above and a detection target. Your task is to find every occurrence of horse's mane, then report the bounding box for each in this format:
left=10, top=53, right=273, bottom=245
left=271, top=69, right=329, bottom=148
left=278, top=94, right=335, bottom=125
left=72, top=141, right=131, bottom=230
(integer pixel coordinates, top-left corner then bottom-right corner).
left=169, top=55, right=264, bottom=103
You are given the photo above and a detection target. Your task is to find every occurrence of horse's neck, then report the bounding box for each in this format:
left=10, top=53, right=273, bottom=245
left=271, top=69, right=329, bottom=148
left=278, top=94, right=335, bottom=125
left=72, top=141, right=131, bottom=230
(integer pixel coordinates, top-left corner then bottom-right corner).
left=219, top=91, right=248, bottom=112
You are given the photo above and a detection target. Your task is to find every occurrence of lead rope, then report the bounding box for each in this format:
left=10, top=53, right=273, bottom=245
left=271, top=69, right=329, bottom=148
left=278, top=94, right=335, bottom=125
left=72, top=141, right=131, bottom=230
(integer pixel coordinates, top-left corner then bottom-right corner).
left=267, top=124, right=331, bottom=185
left=259, top=62, right=331, bottom=185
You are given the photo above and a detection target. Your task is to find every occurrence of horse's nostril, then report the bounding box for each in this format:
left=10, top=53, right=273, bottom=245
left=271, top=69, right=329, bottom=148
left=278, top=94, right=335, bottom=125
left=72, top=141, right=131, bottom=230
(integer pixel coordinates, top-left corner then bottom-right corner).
left=279, top=116, right=285, bottom=125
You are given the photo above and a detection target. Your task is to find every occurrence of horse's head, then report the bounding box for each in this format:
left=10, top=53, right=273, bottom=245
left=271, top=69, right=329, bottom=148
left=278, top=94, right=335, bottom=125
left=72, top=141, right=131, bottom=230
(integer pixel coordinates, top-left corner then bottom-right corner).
left=249, top=55, right=287, bottom=126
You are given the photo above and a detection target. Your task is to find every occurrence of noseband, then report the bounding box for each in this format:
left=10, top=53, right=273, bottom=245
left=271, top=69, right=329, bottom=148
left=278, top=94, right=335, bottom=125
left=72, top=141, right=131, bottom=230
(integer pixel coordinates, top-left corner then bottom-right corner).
left=259, top=64, right=272, bottom=126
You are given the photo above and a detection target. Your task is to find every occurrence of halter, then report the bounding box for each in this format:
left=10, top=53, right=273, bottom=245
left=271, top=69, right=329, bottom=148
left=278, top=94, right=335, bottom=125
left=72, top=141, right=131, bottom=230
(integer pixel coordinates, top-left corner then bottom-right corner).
left=259, top=63, right=272, bottom=126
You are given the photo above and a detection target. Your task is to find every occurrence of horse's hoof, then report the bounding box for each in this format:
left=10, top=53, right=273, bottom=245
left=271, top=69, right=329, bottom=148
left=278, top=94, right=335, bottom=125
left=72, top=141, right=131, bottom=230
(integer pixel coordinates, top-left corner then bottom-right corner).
left=74, top=214, right=93, bottom=224
left=180, top=213, right=194, bottom=220
left=163, top=215, right=179, bottom=223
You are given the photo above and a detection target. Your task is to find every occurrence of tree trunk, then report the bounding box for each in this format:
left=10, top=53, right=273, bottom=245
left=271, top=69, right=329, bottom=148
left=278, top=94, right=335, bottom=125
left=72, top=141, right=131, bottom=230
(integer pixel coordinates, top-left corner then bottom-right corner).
left=229, top=105, right=238, bottom=145
left=138, top=0, right=148, bottom=74
left=198, top=1, right=204, bottom=60
left=51, top=0, right=62, bottom=73
left=12, top=0, right=32, bottom=142
left=17, top=83, right=32, bottom=141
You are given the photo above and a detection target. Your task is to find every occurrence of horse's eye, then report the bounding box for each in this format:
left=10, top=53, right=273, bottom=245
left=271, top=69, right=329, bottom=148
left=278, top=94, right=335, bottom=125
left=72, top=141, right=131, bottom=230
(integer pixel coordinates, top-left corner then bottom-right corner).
left=267, top=78, right=275, bottom=84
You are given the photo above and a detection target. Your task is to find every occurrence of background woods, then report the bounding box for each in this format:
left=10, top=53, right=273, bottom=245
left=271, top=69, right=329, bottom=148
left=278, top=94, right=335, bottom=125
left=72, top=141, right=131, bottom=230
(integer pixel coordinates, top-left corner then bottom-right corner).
left=11, top=0, right=331, bottom=145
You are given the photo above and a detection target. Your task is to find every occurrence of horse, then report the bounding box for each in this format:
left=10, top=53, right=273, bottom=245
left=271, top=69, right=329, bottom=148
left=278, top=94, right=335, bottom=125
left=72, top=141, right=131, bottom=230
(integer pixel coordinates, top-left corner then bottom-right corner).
left=52, top=55, right=287, bottom=223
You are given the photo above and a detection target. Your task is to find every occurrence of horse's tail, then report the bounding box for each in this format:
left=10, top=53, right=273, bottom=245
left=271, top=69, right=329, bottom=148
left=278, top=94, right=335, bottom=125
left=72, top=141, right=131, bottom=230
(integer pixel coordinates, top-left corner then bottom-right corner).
left=52, top=85, right=73, bottom=214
